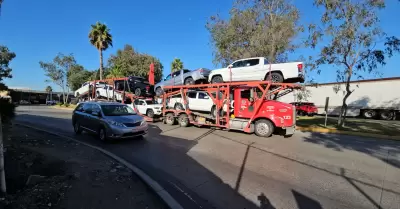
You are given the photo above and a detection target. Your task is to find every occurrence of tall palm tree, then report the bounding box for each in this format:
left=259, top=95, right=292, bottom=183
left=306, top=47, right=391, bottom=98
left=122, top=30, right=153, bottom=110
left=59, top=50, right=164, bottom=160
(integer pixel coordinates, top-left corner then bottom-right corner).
left=171, top=58, right=184, bottom=72
left=88, top=22, right=113, bottom=80
left=0, top=0, right=4, bottom=16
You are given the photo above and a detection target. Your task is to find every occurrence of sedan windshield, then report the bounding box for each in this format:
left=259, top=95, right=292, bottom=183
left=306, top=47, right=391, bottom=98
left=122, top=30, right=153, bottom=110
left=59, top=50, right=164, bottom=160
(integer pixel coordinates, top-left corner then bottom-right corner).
left=101, top=105, right=136, bottom=116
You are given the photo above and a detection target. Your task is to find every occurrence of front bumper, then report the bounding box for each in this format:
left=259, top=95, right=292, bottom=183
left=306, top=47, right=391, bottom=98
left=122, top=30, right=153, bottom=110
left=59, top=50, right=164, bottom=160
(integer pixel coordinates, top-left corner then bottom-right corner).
left=107, top=123, right=149, bottom=139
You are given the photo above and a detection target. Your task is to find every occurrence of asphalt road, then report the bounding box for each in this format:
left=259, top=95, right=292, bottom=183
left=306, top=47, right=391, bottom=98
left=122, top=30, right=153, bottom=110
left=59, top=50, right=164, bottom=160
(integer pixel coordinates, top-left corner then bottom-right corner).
left=15, top=105, right=400, bottom=209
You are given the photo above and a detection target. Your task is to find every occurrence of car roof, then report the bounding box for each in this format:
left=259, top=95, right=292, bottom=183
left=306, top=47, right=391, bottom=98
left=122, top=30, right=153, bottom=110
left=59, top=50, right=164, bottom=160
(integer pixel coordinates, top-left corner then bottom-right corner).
left=81, top=101, right=126, bottom=106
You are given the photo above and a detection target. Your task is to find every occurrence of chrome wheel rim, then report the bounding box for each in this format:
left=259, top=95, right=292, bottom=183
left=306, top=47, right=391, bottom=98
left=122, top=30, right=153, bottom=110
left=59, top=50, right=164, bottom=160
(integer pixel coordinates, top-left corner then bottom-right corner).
left=256, top=123, right=269, bottom=136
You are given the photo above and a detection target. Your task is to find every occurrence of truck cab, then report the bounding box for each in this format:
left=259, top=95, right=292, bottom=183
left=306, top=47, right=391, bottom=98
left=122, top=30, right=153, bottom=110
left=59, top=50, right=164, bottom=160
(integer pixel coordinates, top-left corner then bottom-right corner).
left=231, top=87, right=296, bottom=136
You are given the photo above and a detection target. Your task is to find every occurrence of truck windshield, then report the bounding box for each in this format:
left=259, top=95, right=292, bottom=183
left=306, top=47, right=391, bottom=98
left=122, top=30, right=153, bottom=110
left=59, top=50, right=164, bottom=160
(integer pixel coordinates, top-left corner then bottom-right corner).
left=101, top=105, right=136, bottom=116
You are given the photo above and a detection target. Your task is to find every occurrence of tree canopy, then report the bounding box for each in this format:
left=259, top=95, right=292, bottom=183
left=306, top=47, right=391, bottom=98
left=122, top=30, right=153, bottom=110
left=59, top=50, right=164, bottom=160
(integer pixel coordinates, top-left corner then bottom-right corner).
left=67, top=64, right=93, bottom=91
left=39, top=53, right=76, bottom=104
left=171, top=58, right=184, bottom=72
left=108, top=44, right=163, bottom=82
left=206, top=0, right=302, bottom=66
left=0, top=46, right=16, bottom=89
left=89, top=22, right=113, bottom=80
left=307, top=0, right=400, bottom=126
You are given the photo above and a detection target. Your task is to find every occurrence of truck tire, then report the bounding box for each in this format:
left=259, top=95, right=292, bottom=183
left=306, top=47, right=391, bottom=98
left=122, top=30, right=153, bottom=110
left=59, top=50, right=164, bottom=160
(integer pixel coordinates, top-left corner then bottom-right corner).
left=165, top=113, right=176, bottom=125
left=363, top=110, right=376, bottom=119
left=178, top=114, right=189, bottom=127
left=211, top=75, right=223, bottom=83
left=379, top=110, right=395, bottom=120
left=155, top=87, right=163, bottom=96
left=146, top=109, right=154, bottom=118
left=254, top=119, right=274, bottom=137
left=184, top=77, right=194, bottom=85
left=268, top=72, right=284, bottom=83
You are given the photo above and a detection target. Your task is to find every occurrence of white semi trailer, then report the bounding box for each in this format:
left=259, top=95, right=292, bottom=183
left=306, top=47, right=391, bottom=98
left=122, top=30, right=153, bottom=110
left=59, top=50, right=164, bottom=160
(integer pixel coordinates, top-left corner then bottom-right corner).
left=278, top=77, right=400, bottom=120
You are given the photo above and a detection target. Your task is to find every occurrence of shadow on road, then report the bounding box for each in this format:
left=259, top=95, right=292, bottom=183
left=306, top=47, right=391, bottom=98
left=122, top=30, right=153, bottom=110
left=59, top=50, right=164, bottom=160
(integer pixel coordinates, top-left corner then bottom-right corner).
left=15, top=113, right=325, bottom=209
left=303, top=132, right=400, bottom=168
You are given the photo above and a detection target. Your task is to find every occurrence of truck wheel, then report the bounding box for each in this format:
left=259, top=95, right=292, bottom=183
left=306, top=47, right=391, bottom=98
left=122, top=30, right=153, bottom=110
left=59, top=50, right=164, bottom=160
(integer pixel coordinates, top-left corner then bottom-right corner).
left=155, top=87, right=163, bottom=96
left=184, top=77, right=194, bottom=85
left=363, top=110, right=376, bottom=119
left=178, top=114, right=189, bottom=127
left=379, top=110, right=395, bottom=120
left=269, top=72, right=284, bottom=83
left=211, top=75, right=223, bottom=83
left=146, top=109, right=155, bottom=118
left=165, top=113, right=176, bottom=125
left=254, top=119, right=274, bottom=137
left=73, top=122, right=83, bottom=134
left=134, top=88, right=142, bottom=96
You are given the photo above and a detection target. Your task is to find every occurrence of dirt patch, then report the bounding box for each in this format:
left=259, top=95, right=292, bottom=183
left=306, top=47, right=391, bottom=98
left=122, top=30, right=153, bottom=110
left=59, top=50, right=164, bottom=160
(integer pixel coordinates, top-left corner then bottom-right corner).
left=0, top=124, right=167, bottom=209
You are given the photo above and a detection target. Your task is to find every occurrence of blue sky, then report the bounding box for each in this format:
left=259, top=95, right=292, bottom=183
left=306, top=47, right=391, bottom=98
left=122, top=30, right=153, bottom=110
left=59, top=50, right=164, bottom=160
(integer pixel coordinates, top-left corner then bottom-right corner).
left=1, top=0, right=399, bottom=91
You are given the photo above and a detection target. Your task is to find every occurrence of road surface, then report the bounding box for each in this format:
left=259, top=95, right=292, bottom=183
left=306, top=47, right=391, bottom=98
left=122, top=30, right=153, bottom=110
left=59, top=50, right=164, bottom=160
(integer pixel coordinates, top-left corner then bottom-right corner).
left=15, top=105, right=400, bottom=209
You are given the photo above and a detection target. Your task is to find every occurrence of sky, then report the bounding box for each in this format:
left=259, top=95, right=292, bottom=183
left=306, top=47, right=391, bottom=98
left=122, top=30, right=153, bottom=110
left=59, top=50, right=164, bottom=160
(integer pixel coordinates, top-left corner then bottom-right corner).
left=0, top=0, right=399, bottom=91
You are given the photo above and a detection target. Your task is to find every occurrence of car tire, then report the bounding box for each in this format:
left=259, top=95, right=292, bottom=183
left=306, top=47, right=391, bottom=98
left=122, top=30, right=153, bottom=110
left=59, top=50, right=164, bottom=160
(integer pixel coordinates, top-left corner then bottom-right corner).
left=165, top=113, right=175, bottom=125
left=211, top=75, right=223, bottom=83
left=134, top=88, right=142, bottom=96
left=146, top=109, right=155, bottom=118
left=266, top=72, right=284, bottom=83
left=155, top=87, right=163, bottom=96
left=184, top=77, right=195, bottom=85
left=363, top=110, right=376, bottom=119
left=73, top=122, right=82, bottom=134
left=174, top=103, right=184, bottom=110
left=254, top=119, right=274, bottom=137
left=178, top=114, right=189, bottom=127
left=98, top=127, right=108, bottom=141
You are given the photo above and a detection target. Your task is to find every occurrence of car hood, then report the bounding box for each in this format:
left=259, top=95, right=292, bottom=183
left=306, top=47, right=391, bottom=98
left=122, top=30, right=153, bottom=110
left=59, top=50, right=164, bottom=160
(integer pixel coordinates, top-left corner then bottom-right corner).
left=103, top=114, right=143, bottom=123
left=155, top=80, right=167, bottom=88
left=211, top=67, right=227, bottom=73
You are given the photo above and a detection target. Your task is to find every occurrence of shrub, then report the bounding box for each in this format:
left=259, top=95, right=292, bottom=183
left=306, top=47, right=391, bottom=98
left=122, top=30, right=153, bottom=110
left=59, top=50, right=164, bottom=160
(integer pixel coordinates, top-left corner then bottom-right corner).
left=56, top=102, right=63, bottom=106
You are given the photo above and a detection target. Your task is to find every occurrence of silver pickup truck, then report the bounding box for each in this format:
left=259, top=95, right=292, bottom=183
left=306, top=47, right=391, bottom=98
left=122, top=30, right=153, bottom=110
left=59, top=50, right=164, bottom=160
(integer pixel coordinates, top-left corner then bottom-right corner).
left=154, top=68, right=210, bottom=96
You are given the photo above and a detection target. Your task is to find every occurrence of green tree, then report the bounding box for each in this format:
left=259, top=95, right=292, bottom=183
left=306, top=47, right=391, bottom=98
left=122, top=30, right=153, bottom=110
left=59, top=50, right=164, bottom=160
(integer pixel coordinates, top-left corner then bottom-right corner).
left=45, top=85, right=52, bottom=93
left=40, top=53, right=76, bottom=104
left=307, top=0, right=400, bottom=127
left=171, top=58, right=184, bottom=72
left=108, top=44, right=163, bottom=82
left=106, top=65, right=124, bottom=79
left=67, top=64, right=92, bottom=91
left=206, top=0, right=302, bottom=67
left=89, top=22, right=113, bottom=80
left=0, top=45, right=16, bottom=195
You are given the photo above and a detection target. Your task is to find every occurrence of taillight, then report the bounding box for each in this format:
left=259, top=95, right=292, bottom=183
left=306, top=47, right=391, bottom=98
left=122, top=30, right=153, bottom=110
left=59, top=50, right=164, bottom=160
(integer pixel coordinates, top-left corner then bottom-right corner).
left=297, top=64, right=303, bottom=72
left=198, top=68, right=204, bottom=74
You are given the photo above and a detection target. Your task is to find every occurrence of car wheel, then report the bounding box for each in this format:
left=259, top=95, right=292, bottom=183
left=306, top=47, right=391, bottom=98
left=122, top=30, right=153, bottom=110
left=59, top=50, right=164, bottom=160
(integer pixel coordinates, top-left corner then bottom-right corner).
left=379, top=110, right=395, bottom=120
left=211, top=75, right=223, bottom=83
left=211, top=106, right=219, bottom=118
left=155, top=87, right=163, bottom=96
left=146, top=109, right=155, bottom=118
left=254, top=119, right=274, bottom=137
left=266, top=72, right=284, bottom=83
left=174, top=103, right=184, bottom=110
left=73, top=122, right=82, bottom=134
left=134, top=88, right=142, bottom=96
left=363, top=110, right=376, bottom=119
left=184, top=77, right=195, bottom=85
left=98, top=127, right=108, bottom=141
left=178, top=114, right=189, bottom=127
left=165, top=113, right=175, bottom=125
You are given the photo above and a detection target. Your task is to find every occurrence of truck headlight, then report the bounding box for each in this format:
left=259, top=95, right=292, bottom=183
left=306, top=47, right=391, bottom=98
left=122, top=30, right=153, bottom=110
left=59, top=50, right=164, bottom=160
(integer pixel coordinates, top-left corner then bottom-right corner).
left=107, top=120, right=126, bottom=127
left=154, top=107, right=161, bottom=110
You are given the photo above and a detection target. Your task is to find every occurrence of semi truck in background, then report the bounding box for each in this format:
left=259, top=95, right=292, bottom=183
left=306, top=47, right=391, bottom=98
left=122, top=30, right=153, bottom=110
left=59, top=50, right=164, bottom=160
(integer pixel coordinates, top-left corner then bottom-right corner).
left=278, top=77, right=400, bottom=120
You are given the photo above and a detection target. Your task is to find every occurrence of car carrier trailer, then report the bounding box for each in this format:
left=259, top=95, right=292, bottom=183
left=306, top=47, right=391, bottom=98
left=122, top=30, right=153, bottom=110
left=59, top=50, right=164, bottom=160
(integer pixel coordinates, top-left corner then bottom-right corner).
left=161, top=81, right=302, bottom=137
left=81, top=77, right=157, bottom=122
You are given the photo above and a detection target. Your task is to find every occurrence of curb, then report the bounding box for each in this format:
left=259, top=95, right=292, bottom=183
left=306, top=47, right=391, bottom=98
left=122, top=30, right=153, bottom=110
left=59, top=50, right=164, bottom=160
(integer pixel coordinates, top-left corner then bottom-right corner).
left=297, top=126, right=400, bottom=141
left=15, top=122, right=183, bottom=209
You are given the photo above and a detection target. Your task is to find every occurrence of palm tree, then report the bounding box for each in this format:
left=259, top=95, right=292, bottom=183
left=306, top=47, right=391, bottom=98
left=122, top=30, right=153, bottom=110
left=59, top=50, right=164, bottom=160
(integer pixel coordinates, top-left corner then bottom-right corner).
left=88, top=22, right=113, bottom=80
left=171, top=58, right=184, bottom=72
left=45, top=86, right=53, bottom=101
left=106, top=65, right=124, bottom=79
left=0, top=0, right=4, bottom=15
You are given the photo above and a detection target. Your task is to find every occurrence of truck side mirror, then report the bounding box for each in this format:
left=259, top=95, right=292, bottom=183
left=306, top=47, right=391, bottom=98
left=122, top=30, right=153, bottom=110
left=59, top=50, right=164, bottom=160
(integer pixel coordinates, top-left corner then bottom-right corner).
left=228, top=64, right=233, bottom=68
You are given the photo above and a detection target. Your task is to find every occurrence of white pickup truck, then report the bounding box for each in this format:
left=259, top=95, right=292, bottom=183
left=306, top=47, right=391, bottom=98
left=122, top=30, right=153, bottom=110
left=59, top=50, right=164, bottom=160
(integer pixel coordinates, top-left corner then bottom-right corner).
left=208, top=57, right=304, bottom=83
left=129, top=99, right=163, bottom=118
left=74, top=81, right=108, bottom=98
left=167, top=90, right=232, bottom=117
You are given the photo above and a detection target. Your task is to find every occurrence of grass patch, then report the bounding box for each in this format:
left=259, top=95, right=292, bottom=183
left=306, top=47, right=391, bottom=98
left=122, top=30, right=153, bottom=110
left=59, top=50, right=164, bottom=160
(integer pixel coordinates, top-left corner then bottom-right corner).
left=296, top=116, right=400, bottom=136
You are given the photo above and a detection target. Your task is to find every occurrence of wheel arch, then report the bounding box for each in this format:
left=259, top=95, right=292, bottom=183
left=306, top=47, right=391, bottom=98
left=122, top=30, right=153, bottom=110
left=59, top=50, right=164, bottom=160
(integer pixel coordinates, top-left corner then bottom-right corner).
left=264, top=70, right=284, bottom=80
